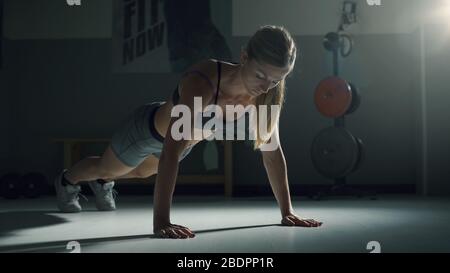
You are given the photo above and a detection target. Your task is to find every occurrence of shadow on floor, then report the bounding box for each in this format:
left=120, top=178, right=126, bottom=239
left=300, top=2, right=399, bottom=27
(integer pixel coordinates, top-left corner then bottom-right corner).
left=0, top=223, right=280, bottom=253
left=0, top=210, right=69, bottom=238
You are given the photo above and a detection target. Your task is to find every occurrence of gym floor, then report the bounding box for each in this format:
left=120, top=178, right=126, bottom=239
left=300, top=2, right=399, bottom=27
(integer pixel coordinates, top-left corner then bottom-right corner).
left=1, top=194, right=449, bottom=253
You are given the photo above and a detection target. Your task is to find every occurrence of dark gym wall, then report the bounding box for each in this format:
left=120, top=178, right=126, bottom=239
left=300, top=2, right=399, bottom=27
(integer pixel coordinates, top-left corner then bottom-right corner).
left=1, top=0, right=449, bottom=195
left=0, top=0, right=13, bottom=175
left=0, top=54, right=12, bottom=174
left=3, top=0, right=112, bottom=39
left=5, top=38, right=181, bottom=176
left=423, top=24, right=450, bottom=195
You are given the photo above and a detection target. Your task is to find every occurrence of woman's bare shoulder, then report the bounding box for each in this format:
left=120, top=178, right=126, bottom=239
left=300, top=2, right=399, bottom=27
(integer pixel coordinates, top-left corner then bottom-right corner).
left=179, top=59, right=218, bottom=91
left=177, top=59, right=220, bottom=104
left=184, top=59, right=218, bottom=80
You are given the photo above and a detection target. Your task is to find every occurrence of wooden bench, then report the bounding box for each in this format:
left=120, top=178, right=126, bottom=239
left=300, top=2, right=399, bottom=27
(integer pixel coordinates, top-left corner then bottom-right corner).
left=53, top=138, right=233, bottom=196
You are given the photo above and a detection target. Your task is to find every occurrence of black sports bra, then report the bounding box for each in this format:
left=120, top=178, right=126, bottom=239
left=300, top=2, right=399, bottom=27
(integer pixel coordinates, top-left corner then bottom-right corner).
left=172, top=61, right=221, bottom=106
left=162, top=60, right=251, bottom=140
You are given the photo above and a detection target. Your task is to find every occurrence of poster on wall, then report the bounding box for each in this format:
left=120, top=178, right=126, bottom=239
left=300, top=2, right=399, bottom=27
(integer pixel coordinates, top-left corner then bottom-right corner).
left=112, top=0, right=231, bottom=74
left=112, top=0, right=170, bottom=73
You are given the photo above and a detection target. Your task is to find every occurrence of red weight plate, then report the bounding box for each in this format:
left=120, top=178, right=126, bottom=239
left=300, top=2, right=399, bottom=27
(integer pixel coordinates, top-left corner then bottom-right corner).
left=314, top=76, right=352, bottom=118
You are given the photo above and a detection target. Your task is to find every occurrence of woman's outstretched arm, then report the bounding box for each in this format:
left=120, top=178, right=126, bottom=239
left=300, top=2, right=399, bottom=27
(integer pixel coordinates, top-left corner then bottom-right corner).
left=153, top=69, right=215, bottom=239
left=261, top=126, right=322, bottom=227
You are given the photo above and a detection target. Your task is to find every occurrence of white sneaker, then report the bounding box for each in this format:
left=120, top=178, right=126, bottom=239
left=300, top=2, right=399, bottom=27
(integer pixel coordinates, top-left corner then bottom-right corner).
left=88, top=180, right=117, bottom=211
left=54, top=170, right=82, bottom=213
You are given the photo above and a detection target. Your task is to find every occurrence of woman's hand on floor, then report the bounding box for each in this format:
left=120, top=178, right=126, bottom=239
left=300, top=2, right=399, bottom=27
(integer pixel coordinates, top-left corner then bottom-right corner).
left=154, top=223, right=196, bottom=239
left=281, top=214, right=323, bottom=227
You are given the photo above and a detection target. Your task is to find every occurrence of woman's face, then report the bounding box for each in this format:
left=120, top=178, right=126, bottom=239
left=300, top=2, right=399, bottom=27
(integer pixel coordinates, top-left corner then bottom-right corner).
left=239, top=51, right=293, bottom=96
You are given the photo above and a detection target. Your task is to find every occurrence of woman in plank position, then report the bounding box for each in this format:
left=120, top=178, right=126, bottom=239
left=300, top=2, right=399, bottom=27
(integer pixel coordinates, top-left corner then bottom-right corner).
left=54, top=25, right=323, bottom=239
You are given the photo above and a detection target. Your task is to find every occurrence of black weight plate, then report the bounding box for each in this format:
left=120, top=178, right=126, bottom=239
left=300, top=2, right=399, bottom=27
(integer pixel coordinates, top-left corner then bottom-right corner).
left=352, top=137, right=365, bottom=173
left=0, top=172, right=22, bottom=199
left=323, top=32, right=340, bottom=51
left=346, top=82, right=361, bottom=115
left=311, top=127, right=359, bottom=179
left=20, top=172, right=47, bottom=198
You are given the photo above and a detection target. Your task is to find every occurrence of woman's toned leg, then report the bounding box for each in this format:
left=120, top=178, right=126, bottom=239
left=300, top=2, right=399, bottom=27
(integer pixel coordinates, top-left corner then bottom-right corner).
left=64, top=145, right=135, bottom=184
left=116, top=154, right=160, bottom=179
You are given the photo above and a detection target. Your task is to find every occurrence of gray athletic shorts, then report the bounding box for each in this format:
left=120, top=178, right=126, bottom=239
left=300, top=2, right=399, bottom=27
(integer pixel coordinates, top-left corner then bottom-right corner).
left=110, top=101, right=193, bottom=167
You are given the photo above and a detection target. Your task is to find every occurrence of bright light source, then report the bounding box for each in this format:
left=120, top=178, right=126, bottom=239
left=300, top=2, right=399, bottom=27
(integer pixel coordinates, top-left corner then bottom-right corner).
left=423, top=0, right=450, bottom=26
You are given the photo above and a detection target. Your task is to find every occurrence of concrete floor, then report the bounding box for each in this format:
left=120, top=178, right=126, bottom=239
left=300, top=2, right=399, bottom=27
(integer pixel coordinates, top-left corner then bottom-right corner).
left=0, top=194, right=449, bottom=253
